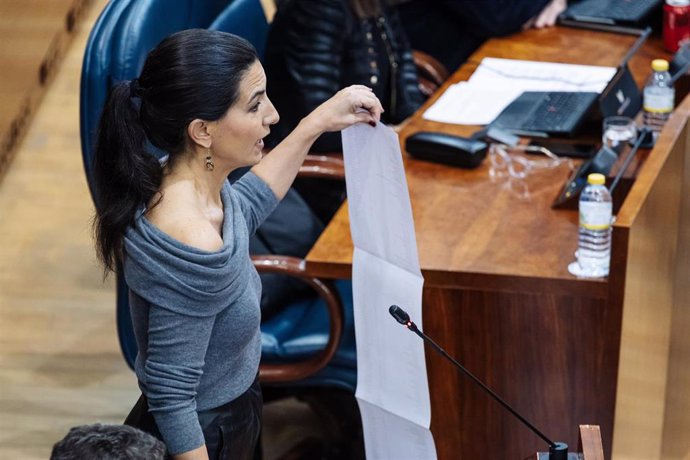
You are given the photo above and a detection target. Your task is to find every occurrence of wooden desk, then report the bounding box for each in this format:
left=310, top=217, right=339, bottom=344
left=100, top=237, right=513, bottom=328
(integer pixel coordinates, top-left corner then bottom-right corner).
left=306, top=27, right=690, bottom=459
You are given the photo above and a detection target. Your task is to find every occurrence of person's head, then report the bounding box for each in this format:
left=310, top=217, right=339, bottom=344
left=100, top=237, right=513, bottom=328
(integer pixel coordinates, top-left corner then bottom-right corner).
left=50, top=423, right=165, bottom=460
left=93, top=29, right=278, bottom=273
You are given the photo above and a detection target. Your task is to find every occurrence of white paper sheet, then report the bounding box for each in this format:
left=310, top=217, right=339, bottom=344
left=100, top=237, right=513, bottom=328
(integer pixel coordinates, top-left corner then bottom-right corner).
left=422, top=81, right=524, bottom=125
left=423, top=57, right=617, bottom=126
left=341, top=123, right=420, bottom=276
left=342, top=123, right=436, bottom=460
left=468, top=57, right=617, bottom=92
left=352, top=248, right=428, bottom=425
left=358, top=399, right=437, bottom=460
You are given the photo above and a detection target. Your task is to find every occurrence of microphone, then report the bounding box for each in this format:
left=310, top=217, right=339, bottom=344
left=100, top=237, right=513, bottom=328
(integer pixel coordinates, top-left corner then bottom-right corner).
left=389, top=304, right=411, bottom=325
left=388, top=305, right=569, bottom=460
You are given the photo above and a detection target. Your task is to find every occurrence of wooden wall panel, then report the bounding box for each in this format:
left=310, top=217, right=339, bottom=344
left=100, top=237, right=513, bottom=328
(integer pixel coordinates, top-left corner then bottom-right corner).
left=612, top=107, right=689, bottom=459
left=0, top=0, right=92, bottom=181
left=422, top=287, right=615, bottom=460
left=660, top=123, right=690, bottom=460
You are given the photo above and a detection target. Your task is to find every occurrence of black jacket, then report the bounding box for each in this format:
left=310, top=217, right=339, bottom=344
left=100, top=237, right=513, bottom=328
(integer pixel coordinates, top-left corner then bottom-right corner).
left=396, top=0, right=552, bottom=72
left=265, top=0, right=425, bottom=152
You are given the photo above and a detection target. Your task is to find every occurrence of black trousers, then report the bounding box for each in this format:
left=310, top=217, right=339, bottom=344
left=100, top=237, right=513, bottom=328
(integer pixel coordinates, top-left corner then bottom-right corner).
left=124, top=378, right=262, bottom=460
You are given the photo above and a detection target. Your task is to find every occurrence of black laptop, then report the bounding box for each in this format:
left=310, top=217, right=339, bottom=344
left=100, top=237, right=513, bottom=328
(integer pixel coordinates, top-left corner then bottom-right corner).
left=489, top=28, right=649, bottom=137
left=558, top=0, right=662, bottom=32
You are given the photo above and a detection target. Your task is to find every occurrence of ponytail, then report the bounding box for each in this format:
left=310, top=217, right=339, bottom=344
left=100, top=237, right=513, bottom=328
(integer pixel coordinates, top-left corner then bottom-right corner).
left=92, top=81, right=162, bottom=274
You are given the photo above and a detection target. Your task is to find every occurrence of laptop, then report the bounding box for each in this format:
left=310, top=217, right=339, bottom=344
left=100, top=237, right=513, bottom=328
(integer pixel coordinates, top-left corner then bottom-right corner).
left=558, top=0, right=662, bottom=33
left=489, top=28, right=649, bottom=138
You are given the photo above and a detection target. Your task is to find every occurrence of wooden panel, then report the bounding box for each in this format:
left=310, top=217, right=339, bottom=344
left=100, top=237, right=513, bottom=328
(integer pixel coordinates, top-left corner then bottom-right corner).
left=611, top=98, right=690, bottom=459
left=0, top=2, right=140, bottom=459
left=0, top=0, right=92, bottom=181
left=579, top=425, right=605, bottom=460
left=661, top=120, right=690, bottom=460
left=422, top=287, right=615, bottom=460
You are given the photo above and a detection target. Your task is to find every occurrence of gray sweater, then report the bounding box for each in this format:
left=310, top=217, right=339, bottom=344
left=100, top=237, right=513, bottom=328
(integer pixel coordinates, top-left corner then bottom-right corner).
left=123, top=172, right=278, bottom=454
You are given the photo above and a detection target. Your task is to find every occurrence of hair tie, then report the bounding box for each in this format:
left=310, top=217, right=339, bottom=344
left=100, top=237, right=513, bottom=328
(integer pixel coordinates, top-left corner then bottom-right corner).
left=129, top=78, right=142, bottom=99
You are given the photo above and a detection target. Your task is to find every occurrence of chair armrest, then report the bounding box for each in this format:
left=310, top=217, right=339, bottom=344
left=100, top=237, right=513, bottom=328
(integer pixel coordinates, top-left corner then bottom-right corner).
left=299, top=153, right=345, bottom=180
left=413, top=49, right=449, bottom=94
left=263, top=146, right=344, bottom=180
left=417, top=76, right=437, bottom=98
left=252, top=255, right=344, bottom=383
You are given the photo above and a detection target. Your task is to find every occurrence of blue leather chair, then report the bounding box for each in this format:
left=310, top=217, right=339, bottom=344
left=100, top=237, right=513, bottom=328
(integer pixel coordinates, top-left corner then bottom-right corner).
left=208, top=0, right=270, bottom=59
left=80, top=0, right=356, bottom=393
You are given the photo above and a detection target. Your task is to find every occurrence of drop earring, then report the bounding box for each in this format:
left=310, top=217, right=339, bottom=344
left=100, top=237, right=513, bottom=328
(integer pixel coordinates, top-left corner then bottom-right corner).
left=205, top=148, right=215, bottom=171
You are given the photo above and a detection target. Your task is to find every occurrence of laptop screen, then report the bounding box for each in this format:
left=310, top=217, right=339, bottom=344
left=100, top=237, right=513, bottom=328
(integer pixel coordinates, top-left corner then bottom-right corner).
left=597, top=27, right=651, bottom=118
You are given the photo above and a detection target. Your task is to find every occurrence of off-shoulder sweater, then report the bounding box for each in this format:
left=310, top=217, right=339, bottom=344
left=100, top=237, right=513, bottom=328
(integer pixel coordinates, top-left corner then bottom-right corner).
left=123, top=172, right=278, bottom=454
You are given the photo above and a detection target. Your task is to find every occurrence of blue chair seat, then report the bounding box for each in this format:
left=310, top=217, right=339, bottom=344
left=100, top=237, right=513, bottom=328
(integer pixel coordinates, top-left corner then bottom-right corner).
left=260, top=280, right=357, bottom=391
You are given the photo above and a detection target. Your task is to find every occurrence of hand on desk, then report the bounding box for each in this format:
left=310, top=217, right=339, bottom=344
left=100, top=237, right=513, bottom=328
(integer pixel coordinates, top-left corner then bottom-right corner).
left=524, top=0, right=567, bottom=29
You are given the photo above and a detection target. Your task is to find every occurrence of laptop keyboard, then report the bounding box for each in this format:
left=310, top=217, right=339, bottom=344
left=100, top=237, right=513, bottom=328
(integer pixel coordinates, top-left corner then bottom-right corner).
left=567, top=0, right=659, bottom=21
left=521, top=92, right=594, bottom=132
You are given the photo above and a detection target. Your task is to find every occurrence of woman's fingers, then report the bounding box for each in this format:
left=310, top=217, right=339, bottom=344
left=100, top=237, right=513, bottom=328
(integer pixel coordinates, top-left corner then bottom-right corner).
left=348, top=87, right=383, bottom=121
left=534, top=0, right=566, bottom=28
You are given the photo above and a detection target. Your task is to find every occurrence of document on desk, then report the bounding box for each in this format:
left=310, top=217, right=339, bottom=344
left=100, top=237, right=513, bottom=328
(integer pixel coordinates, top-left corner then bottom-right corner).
left=342, top=123, right=436, bottom=460
left=423, top=57, right=617, bottom=126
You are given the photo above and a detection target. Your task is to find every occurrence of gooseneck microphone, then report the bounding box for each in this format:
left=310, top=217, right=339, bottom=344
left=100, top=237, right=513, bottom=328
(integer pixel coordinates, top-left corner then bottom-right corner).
left=388, top=305, right=568, bottom=460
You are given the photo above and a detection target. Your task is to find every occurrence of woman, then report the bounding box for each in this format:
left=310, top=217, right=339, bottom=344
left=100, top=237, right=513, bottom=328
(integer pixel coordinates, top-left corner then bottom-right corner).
left=91, top=29, right=382, bottom=460
left=264, top=0, right=424, bottom=221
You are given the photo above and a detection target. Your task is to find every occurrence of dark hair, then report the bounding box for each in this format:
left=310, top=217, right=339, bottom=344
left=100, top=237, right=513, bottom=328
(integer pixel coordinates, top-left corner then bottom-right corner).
left=350, top=0, right=381, bottom=18
left=50, top=424, right=166, bottom=460
left=92, top=29, right=258, bottom=273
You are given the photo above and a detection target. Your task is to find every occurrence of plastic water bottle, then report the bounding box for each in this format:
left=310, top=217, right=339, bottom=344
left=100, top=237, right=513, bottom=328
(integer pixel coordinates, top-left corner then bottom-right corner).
left=568, top=173, right=612, bottom=278
left=643, top=59, right=675, bottom=134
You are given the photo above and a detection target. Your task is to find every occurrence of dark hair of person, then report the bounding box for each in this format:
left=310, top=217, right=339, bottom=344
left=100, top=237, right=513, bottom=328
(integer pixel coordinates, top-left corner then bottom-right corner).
left=350, top=0, right=381, bottom=18
left=92, top=29, right=258, bottom=273
left=50, top=423, right=166, bottom=460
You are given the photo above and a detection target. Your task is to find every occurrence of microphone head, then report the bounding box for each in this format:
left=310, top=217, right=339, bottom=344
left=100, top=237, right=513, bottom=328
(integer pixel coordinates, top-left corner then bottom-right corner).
left=389, top=305, right=410, bottom=325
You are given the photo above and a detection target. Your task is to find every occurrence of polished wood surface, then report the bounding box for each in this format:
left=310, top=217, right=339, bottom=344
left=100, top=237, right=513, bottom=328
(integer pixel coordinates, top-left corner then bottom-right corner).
left=610, top=92, right=690, bottom=459
left=0, top=0, right=91, bottom=182
left=307, top=28, right=663, bottom=293
left=580, top=425, right=605, bottom=460
left=0, top=2, right=137, bottom=458
left=306, top=26, right=689, bottom=460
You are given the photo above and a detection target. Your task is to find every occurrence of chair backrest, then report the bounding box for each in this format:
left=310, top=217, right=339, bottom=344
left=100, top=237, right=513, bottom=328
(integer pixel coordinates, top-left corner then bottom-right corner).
left=208, top=0, right=270, bottom=60
left=80, top=0, right=230, bottom=368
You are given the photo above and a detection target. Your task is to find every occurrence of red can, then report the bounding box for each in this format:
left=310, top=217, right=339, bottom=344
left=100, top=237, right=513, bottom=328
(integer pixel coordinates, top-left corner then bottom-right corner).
left=664, top=0, right=690, bottom=52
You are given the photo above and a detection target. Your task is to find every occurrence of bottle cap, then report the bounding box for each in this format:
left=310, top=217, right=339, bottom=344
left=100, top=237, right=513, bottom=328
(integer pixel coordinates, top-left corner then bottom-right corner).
left=587, top=173, right=606, bottom=185
left=652, top=59, right=669, bottom=72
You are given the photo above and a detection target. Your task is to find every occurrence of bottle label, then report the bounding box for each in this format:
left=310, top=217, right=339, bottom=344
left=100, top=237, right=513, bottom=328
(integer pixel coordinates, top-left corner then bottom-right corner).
left=580, top=201, right=613, bottom=230
left=643, top=92, right=674, bottom=113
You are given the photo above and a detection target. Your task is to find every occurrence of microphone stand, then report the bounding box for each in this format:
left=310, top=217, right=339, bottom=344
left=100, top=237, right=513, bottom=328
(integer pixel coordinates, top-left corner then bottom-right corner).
left=389, top=305, right=568, bottom=460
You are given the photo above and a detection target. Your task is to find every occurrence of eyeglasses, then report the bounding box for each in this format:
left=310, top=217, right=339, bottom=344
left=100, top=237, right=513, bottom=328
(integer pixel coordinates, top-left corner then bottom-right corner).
left=488, top=143, right=573, bottom=180
left=488, top=143, right=575, bottom=200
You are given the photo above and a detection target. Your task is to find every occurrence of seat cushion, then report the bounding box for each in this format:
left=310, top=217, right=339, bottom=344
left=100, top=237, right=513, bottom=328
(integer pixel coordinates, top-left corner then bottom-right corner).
left=261, top=279, right=355, bottom=366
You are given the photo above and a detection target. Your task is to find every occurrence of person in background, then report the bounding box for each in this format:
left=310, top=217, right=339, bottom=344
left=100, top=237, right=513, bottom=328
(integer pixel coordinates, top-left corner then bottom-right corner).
left=50, top=424, right=166, bottom=460
left=264, top=0, right=426, bottom=221
left=394, top=0, right=568, bottom=72
left=91, top=28, right=382, bottom=460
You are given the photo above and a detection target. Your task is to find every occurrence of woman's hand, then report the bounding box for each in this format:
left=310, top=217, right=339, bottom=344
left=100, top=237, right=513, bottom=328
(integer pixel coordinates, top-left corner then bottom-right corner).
left=252, top=86, right=382, bottom=200
left=532, top=0, right=567, bottom=28
left=302, top=85, right=384, bottom=136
